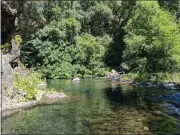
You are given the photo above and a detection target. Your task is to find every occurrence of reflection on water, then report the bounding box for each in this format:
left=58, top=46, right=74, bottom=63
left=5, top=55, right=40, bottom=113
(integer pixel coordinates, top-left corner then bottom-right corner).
left=2, top=79, right=180, bottom=134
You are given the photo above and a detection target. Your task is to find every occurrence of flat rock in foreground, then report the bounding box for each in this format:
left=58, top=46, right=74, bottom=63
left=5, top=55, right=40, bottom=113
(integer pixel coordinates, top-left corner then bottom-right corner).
left=39, top=93, right=67, bottom=104
left=44, top=93, right=67, bottom=99
left=2, top=92, right=67, bottom=117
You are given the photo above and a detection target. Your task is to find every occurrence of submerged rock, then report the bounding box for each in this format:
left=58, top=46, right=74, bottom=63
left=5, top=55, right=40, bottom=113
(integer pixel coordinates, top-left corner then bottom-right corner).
left=44, top=93, right=67, bottom=99
left=40, top=92, right=67, bottom=104
left=161, top=82, right=180, bottom=90
left=161, top=103, right=180, bottom=117
left=147, top=92, right=180, bottom=119
left=148, top=92, right=180, bottom=104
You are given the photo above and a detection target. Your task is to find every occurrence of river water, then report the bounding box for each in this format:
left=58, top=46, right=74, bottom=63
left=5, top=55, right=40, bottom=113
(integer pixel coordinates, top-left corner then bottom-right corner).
left=2, top=78, right=180, bottom=134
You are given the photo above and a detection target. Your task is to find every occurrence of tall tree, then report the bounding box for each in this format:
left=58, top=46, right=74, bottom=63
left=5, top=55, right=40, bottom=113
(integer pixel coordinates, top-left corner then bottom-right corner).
left=122, top=1, right=180, bottom=73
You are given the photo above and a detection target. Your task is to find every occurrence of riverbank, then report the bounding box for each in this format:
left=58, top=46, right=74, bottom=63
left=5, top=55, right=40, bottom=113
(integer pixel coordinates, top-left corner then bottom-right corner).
left=120, top=73, right=180, bottom=90
left=120, top=73, right=180, bottom=83
left=2, top=90, right=67, bottom=117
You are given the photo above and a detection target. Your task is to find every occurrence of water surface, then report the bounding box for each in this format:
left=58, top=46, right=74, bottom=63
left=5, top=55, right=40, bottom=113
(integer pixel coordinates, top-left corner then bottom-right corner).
left=2, top=79, right=180, bottom=134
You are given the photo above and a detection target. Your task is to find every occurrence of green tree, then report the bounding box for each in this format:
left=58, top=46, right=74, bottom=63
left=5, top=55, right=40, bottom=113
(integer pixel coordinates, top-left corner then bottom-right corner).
left=122, top=1, right=180, bottom=73
left=24, top=14, right=112, bottom=78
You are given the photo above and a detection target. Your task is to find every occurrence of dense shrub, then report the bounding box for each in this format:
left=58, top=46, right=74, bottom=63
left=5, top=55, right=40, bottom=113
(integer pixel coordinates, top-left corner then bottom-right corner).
left=23, top=18, right=112, bottom=78
left=13, top=70, right=42, bottom=100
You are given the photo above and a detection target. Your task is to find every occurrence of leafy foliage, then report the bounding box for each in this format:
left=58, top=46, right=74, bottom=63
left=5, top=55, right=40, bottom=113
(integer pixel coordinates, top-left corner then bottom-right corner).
left=122, top=1, right=180, bottom=73
left=24, top=21, right=112, bottom=78
left=15, top=35, right=23, bottom=46
left=12, top=1, right=179, bottom=79
left=14, top=70, right=42, bottom=100
left=1, top=43, right=9, bottom=53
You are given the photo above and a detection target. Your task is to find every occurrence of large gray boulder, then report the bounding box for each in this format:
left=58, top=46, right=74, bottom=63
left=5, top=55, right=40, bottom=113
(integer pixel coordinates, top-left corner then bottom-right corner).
left=1, top=54, right=17, bottom=110
left=2, top=54, right=14, bottom=96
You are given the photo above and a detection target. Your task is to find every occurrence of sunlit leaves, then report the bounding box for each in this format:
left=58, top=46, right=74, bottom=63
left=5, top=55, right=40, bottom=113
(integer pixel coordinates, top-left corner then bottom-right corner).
left=123, top=1, right=180, bottom=73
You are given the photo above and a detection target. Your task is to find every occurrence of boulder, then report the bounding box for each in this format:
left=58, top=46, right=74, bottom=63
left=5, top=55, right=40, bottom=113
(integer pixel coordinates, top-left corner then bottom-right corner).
left=72, top=77, right=80, bottom=81
left=37, top=82, right=47, bottom=89
left=44, top=93, right=67, bottom=99
left=108, top=69, right=120, bottom=80
left=161, top=82, right=180, bottom=90
left=2, top=54, right=14, bottom=97
left=40, top=93, right=67, bottom=104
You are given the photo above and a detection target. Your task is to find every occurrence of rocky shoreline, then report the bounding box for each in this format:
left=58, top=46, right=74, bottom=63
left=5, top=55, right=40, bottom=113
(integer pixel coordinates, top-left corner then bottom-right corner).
left=120, top=80, right=180, bottom=91
left=2, top=53, right=67, bottom=117
left=132, top=82, right=180, bottom=90
left=1, top=90, right=67, bottom=117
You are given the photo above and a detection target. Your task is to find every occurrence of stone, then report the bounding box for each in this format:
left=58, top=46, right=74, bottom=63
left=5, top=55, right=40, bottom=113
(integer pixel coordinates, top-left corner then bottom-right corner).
left=37, top=82, right=47, bottom=89
left=136, top=118, right=142, bottom=122
left=44, top=93, right=67, bottom=99
left=143, top=126, right=149, bottom=131
left=153, top=111, right=162, bottom=115
left=72, top=77, right=80, bottom=81
left=162, top=83, right=180, bottom=90
left=10, top=39, right=20, bottom=68
left=35, top=92, right=67, bottom=104
left=108, top=69, right=120, bottom=80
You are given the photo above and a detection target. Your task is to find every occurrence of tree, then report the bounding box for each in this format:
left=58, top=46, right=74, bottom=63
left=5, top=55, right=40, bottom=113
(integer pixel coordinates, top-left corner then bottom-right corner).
left=23, top=12, right=112, bottom=78
left=6, top=1, right=46, bottom=41
left=122, top=1, right=180, bottom=73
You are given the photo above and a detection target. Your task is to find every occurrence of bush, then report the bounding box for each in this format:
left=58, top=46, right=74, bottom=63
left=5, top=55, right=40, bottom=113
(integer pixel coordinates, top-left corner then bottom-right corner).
left=1, top=43, right=9, bottom=54
left=13, top=70, right=42, bottom=100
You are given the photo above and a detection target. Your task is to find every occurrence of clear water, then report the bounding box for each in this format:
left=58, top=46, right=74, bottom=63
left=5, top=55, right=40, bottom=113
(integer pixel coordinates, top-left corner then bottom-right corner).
left=2, top=79, right=180, bottom=134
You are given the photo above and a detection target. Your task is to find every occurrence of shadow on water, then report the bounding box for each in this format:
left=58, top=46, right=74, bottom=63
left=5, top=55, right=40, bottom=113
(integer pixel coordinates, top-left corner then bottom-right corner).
left=104, top=86, right=138, bottom=106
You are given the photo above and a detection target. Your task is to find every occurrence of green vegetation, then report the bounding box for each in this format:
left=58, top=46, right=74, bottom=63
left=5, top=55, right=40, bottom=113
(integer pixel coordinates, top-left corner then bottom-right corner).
left=13, top=69, right=42, bottom=100
left=21, top=1, right=130, bottom=78
left=1, top=43, right=9, bottom=53
left=3, top=1, right=180, bottom=82
left=1, top=35, right=22, bottom=54
left=14, top=35, right=23, bottom=46
left=122, top=1, right=180, bottom=73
